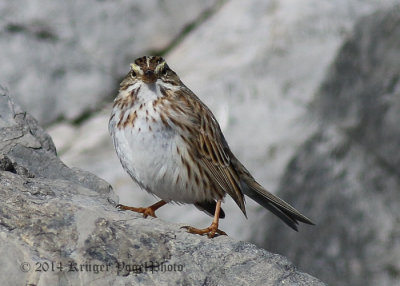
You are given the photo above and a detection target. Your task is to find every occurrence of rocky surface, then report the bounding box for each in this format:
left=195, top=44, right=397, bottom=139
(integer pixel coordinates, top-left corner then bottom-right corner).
left=0, top=0, right=220, bottom=124
left=261, top=7, right=400, bottom=286
left=0, top=92, right=325, bottom=285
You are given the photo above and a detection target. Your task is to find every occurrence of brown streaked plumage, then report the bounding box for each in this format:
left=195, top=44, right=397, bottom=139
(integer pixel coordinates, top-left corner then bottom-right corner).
left=109, top=56, right=314, bottom=238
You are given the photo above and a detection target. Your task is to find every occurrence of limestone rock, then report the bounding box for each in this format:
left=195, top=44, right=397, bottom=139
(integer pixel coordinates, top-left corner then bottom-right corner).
left=261, top=7, right=400, bottom=286
left=0, top=92, right=325, bottom=285
left=0, top=0, right=220, bottom=125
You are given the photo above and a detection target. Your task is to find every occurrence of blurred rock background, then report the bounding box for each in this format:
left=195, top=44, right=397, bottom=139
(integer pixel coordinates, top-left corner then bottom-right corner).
left=1, top=1, right=399, bottom=285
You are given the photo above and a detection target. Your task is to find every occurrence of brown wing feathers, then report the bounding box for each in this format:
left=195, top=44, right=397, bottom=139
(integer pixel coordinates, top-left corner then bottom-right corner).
left=166, top=88, right=313, bottom=229
left=198, top=113, right=246, bottom=216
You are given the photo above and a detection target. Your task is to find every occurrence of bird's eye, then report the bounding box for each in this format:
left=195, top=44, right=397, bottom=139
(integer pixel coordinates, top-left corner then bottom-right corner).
left=162, top=68, right=168, bottom=76
left=131, top=70, right=136, bottom=77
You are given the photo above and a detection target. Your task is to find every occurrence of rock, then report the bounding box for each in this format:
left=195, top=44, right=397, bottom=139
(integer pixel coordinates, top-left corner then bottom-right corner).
left=49, top=0, right=400, bottom=243
left=260, top=7, right=400, bottom=286
left=0, top=92, right=325, bottom=285
left=0, top=0, right=220, bottom=125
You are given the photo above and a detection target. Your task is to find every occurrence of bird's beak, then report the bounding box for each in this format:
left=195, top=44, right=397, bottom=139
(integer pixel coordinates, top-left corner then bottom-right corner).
left=142, top=70, right=157, bottom=84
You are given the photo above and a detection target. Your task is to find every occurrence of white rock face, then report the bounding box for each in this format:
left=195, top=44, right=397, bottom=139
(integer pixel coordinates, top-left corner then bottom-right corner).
left=0, top=0, right=218, bottom=124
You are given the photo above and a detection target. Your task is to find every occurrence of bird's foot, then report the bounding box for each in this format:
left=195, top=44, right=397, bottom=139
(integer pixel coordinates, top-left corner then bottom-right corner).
left=117, top=204, right=158, bottom=218
left=117, top=200, right=166, bottom=218
left=181, top=222, right=227, bottom=238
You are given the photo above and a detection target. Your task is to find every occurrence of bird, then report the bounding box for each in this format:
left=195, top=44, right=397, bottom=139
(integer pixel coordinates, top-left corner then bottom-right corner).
left=109, top=56, right=314, bottom=238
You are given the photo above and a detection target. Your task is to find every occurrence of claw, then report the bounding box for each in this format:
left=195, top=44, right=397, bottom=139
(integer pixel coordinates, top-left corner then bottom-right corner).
left=180, top=200, right=226, bottom=238
left=181, top=223, right=227, bottom=238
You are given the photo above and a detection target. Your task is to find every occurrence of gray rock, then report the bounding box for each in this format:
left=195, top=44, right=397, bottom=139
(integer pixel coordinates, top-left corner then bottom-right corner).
left=0, top=92, right=325, bottom=285
left=0, top=0, right=220, bottom=125
left=261, top=7, right=400, bottom=286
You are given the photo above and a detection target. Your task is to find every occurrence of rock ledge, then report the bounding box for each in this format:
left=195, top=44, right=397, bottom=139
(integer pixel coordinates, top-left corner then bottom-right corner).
left=0, top=91, right=324, bottom=286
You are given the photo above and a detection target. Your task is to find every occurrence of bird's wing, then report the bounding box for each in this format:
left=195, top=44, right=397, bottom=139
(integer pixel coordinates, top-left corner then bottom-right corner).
left=196, top=109, right=246, bottom=216
left=162, top=87, right=246, bottom=215
left=162, top=86, right=313, bottom=230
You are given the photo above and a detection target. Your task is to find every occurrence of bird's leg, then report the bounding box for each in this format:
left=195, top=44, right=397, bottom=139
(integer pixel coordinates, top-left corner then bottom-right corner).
left=182, top=200, right=227, bottom=238
left=117, top=200, right=167, bottom=218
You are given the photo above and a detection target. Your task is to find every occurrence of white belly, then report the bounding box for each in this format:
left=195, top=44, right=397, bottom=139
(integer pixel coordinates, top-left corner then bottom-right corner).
left=109, top=109, right=205, bottom=204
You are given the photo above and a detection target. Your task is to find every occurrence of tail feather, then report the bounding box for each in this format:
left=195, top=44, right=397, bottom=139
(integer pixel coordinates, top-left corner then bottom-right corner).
left=240, top=179, right=314, bottom=231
